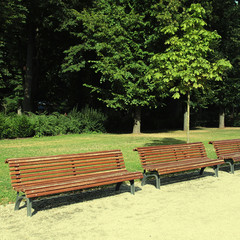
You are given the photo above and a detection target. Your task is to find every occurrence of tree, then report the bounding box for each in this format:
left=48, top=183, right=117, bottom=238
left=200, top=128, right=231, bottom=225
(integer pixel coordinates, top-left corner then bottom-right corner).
left=208, top=0, right=240, bottom=127
left=149, top=3, right=231, bottom=142
left=63, top=0, right=161, bottom=133
left=0, top=0, right=27, bottom=113
left=21, top=0, right=72, bottom=112
left=0, top=0, right=89, bottom=113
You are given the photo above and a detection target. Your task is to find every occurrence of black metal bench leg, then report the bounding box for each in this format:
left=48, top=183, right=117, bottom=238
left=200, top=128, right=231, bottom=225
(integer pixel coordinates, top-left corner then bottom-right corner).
left=141, top=172, right=147, bottom=186
left=116, top=181, right=135, bottom=195
left=213, top=165, right=220, bottom=177
left=227, top=161, right=234, bottom=174
left=115, top=182, right=122, bottom=191
left=130, top=180, right=135, bottom=195
left=199, top=167, right=206, bottom=175
left=230, top=164, right=235, bottom=174
left=141, top=172, right=160, bottom=189
left=222, top=160, right=234, bottom=174
left=27, top=198, right=33, bottom=217
left=15, top=193, right=33, bottom=217
left=155, top=175, right=160, bottom=189
left=14, top=192, right=26, bottom=211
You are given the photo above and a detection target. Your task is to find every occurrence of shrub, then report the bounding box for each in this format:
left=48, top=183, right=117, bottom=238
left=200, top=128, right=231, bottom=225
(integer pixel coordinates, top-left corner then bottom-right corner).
left=31, top=113, right=68, bottom=137
left=1, top=114, right=34, bottom=139
left=0, top=113, right=5, bottom=139
left=0, top=107, right=107, bottom=139
left=69, top=106, right=107, bottom=133
left=15, top=114, right=34, bottom=138
left=233, top=114, right=240, bottom=127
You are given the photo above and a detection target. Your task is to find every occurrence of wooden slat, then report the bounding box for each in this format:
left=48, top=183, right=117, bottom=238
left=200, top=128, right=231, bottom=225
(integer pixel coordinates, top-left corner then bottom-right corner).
left=136, top=143, right=207, bottom=166
left=135, top=142, right=203, bottom=150
left=5, top=150, right=123, bottom=163
left=7, top=156, right=125, bottom=169
left=9, top=160, right=125, bottom=175
left=146, top=158, right=224, bottom=172
left=10, top=164, right=125, bottom=183
left=12, top=169, right=128, bottom=188
left=23, top=170, right=140, bottom=192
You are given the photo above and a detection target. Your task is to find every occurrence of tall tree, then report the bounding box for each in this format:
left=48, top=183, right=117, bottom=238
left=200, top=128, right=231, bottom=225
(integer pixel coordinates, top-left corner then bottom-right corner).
left=149, top=3, right=231, bottom=142
left=21, top=0, right=70, bottom=112
left=0, top=0, right=27, bottom=113
left=0, top=0, right=88, bottom=113
left=63, top=0, right=164, bottom=133
left=209, top=0, right=240, bottom=127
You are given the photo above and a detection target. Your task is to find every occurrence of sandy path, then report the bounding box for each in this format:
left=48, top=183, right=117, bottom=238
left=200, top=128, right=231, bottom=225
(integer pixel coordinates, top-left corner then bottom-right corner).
left=1, top=169, right=240, bottom=240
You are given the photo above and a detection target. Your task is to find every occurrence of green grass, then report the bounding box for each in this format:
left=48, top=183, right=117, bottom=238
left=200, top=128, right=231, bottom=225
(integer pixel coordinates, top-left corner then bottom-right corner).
left=1, top=127, right=240, bottom=205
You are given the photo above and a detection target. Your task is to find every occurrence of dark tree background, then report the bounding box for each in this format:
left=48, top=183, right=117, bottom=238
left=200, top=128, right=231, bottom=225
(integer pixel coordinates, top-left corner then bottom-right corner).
left=0, top=0, right=239, bottom=132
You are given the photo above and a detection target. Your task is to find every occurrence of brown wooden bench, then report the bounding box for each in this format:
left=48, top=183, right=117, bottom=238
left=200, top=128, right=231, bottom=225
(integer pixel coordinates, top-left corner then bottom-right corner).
left=5, top=150, right=143, bottom=216
left=209, top=139, right=240, bottom=173
left=134, top=142, right=225, bottom=189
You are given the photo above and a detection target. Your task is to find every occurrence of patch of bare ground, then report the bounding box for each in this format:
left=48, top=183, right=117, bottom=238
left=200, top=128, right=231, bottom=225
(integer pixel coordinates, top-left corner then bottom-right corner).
left=1, top=168, right=240, bottom=240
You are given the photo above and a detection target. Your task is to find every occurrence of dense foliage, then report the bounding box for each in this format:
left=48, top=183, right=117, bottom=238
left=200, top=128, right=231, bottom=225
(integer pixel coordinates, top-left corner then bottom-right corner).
left=0, top=0, right=239, bottom=137
left=0, top=107, right=107, bottom=139
left=148, top=3, right=232, bottom=141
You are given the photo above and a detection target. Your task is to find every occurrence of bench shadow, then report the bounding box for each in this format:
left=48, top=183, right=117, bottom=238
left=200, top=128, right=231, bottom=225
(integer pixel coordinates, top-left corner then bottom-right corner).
left=218, top=164, right=232, bottom=173
left=233, top=162, right=240, bottom=172
left=143, top=169, right=216, bottom=188
left=24, top=183, right=142, bottom=216
left=143, top=138, right=186, bottom=147
left=219, top=161, right=240, bottom=173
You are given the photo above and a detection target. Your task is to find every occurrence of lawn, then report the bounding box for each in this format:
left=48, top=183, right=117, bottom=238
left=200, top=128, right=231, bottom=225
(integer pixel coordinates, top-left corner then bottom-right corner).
left=1, top=127, right=239, bottom=205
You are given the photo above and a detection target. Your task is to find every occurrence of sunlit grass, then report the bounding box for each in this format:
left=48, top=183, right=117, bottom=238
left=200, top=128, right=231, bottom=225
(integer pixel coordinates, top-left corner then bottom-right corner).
left=1, top=127, right=240, bottom=204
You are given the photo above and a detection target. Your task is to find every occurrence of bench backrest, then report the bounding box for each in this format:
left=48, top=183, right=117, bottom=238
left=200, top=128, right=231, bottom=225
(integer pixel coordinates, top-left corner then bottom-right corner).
left=5, top=150, right=126, bottom=189
left=209, top=139, right=240, bottom=158
left=135, top=142, right=208, bottom=167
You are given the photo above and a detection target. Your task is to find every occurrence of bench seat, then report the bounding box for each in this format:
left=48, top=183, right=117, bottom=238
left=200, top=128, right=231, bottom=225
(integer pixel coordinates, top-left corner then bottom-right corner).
left=17, top=170, right=142, bottom=198
left=143, top=157, right=225, bottom=175
left=5, top=150, right=143, bottom=216
left=134, top=142, right=225, bottom=189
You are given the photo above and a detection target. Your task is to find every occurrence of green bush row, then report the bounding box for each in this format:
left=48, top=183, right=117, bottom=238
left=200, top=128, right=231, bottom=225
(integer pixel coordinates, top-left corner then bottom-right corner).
left=0, top=107, right=107, bottom=139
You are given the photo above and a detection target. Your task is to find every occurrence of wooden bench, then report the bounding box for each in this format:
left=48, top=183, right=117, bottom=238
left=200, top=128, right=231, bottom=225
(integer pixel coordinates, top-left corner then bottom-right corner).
left=134, top=142, right=225, bottom=189
left=5, top=150, right=143, bottom=216
left=209, top=139, right=240, bottom=173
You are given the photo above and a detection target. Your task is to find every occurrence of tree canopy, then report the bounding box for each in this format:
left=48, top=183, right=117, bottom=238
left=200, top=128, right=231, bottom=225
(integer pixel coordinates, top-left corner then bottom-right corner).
left=148, top=3, right=232, bottom=141
left=0, top=0, right=239, bottom=133
left=63, top=0, right=171, bottom=133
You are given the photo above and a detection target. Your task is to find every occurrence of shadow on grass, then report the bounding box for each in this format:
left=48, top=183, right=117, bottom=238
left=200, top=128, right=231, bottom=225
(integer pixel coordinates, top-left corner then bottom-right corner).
left=144, top=137, right=186, bottom=147
left=18, top=183, right=142, bottom=216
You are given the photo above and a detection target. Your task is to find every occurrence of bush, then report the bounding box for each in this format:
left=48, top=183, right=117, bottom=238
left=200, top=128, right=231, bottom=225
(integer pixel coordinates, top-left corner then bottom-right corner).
left=233, top=114, right=240, bottom=127
left=0, top=113, right=5, bottom=139
left=31, top=113, right=65, bottom=137
left=69, top=106, right=107, bottom=133
left=1, top=114, right=34, bottom=139
left=15, top=114, right=35, bottom=138
left=0, top=107, right=107, bottom=139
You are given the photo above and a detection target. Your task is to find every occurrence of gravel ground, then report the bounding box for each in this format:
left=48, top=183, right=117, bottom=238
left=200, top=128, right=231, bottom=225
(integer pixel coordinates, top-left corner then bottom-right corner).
left=1, top=168, right=240, bottom=240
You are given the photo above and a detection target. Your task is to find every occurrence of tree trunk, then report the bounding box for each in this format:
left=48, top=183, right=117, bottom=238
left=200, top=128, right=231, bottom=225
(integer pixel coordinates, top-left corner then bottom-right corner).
left=22, top=24, right=35, bottom=112
left=17, top=107, right=22, bottom=115
left=186, top=92, right=190, bottom=143
left=219, top=107, right=225, bottom=128
left=132, top=106, right=141, bottom=134
left=183, top=105, right=188, bottom=131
